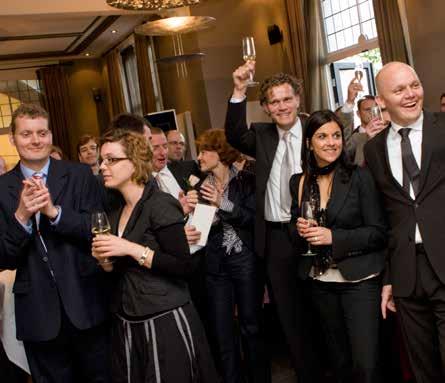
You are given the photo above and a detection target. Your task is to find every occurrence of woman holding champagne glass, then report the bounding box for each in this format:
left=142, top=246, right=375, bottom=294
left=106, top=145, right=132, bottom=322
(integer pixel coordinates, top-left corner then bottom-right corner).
left=290, top=110, right=387, bottom=383
left=92, top=129, right=218, bottom=383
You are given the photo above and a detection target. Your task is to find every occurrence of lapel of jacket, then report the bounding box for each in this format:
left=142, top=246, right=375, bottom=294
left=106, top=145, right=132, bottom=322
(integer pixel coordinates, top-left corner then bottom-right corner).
left=121, top=182, right=155, bottom=238
left=417, top=111, right=434, bottom=196
left=46, top=159, right=69, bottom=204
left=378, top=126, right=412, bottom=202
left=7, top=164, right=24, bottom=204
left=262, top=124, right=279, bottom=169
left=326, top=168, right=352, bottom=226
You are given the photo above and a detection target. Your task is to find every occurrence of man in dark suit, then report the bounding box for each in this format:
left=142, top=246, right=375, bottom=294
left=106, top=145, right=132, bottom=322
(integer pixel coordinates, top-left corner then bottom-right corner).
left=364, top=62, right=445, bottom=383
left=0, top=104, right=110, bottom=382
left=225, top=60, right=318, bottom=382
left=151, top=127, right=201, bottom=198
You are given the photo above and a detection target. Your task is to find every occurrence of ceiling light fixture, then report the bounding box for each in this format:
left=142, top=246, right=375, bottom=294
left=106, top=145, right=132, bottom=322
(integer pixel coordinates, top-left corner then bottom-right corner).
left=85, top=53, right=91, bottom=57
left=111, top=29, right=118, bottom=34
left=106, top=0, right=201, bottom=10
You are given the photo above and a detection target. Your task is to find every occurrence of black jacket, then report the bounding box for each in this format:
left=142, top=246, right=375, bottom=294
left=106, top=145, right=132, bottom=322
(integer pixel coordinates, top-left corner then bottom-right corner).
left=0, top=160, right=109, bottom=342
left=205, top=170, right=256, bottom=273
left=225, top=99, right=306, bottom=257
left=364, top=111, right=445, bottom=297
left=290, top=166, right=387, bottom=281
left=108, top=181, right=195, bottom=317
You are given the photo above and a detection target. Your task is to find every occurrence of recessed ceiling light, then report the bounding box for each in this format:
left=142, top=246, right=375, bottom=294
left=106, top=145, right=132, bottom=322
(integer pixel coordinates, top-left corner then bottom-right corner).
left=85, top=53, right=90, bottom=57
left=111, top=29, right=118, bottom=34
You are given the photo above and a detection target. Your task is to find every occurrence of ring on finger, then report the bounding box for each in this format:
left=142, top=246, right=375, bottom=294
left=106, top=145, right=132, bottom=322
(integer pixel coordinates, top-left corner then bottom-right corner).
left=314, top=236, right=318, bottom=241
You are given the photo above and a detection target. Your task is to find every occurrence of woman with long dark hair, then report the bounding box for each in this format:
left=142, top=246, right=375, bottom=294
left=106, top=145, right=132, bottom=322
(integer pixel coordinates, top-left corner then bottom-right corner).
left=290, top=110, right=387, bottom=383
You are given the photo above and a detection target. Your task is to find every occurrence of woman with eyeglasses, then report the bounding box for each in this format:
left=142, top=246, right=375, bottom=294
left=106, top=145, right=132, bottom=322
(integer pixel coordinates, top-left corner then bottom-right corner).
left=290, top=110, right=387, bottom=383
left=92, top=129, right=218, bottom=383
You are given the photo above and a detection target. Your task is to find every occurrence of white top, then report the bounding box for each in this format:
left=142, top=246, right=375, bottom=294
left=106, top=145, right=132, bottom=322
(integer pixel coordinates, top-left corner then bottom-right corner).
left=386, top=113, right=423, bottom=243
left=264, top=121, right=303, bottom=222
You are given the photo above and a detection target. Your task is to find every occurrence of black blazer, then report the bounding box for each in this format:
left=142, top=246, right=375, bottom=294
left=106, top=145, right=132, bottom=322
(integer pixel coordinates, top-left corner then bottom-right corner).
left=206, top=170, right=255, bottom=273
left=168, top=160, right=203, bottom=191
left=0, top=160, right=109, bottom=342
left=364, top=111, right=445, bottom=297
left=225, top=99, right=306, bottom=257
left=289, top=166, right=387, bottom=281
left=108, top=181, right=195, bottom=317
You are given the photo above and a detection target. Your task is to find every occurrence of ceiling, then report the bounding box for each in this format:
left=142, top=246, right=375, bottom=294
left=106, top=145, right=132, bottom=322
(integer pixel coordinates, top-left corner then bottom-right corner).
left=0, top=0, right=190, bottom=63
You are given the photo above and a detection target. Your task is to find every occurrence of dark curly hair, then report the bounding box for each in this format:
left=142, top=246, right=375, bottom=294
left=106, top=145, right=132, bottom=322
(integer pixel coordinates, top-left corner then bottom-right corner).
left=302, top=110, right=354, bottom=182
left=259, top=73, right=302, bottom=105
left=100, top=129, right=152, bottom=185
left=196, top=129, right=240, bottom=166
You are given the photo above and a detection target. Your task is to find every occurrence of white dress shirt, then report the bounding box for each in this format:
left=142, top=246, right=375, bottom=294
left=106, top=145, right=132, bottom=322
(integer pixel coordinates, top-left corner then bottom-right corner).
left=386, top=112, right=423, bottom=243
left=265, top=121, right=303, bottom=222
left=152, top=166, right=182, bottom=200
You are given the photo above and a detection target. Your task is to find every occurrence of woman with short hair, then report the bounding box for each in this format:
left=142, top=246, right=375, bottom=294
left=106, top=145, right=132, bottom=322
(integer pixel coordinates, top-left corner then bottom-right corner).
left=92, top=129, right=218, bottom=383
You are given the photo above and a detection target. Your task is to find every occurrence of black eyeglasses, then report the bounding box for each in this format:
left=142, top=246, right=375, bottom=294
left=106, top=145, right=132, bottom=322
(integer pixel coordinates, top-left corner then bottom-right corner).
left=99, top=157, right=129, bottom=166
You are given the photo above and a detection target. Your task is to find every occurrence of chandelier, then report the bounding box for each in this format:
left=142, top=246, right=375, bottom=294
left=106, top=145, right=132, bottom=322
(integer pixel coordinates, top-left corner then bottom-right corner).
left=106, top=0, right=201, bottom=10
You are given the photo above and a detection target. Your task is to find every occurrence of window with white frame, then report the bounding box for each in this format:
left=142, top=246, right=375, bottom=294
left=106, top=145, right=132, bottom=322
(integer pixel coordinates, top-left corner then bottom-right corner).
left=320, top=0, right=382, bottom=112
left=322, top=0, right=378, bottom=58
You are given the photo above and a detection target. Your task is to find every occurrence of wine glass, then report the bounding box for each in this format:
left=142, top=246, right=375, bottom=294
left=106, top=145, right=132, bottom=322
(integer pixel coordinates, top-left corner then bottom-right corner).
left=354, top=61, right=364, bottom=98
left=91, top=212, right=114, bottom=264
left=301, top=201, right=317, bottom=257
left=242, top=36, right=259, bottom=87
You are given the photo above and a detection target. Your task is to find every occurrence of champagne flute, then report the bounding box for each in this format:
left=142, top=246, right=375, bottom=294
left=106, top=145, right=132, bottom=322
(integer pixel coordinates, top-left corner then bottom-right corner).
left=301, top=201, right=317, bottom=257
left=91, top=211, right=114, bottom=264
left=242, top=36, right=259, bottom=87
left=354, top=61, right=364, bottom=99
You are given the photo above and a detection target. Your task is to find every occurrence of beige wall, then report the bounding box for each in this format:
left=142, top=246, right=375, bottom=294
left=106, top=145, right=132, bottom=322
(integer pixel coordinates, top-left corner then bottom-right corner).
left=66, top=59, right=104, bottom=159
left=154, top=33, right=212, bottom=136
left=192, top=0, right=294, bottom=130
left=404, top=0, right=445, bottom=112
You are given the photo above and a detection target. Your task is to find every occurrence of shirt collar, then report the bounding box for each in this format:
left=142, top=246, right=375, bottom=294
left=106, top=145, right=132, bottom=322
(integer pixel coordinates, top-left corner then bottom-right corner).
left=152, top=165, right=170, bottom=177
left=276, top=118, right=301, bottom=139
left=20, top=159, right=50, bottom=180
left=390, top=111, right=424, bottom=135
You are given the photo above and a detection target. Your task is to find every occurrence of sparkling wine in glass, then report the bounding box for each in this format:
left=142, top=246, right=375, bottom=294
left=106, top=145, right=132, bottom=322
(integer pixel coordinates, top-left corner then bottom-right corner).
left=301, top=201, right=317, bottom=257
left=242, top=36, right=259, bottom=87
left=91, top=212, right=114, bottom=264
left=354, top=61, right=364, bottom=98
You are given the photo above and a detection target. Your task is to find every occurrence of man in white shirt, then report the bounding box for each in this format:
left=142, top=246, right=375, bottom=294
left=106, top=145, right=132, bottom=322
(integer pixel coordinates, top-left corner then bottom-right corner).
left=364, top=62, right=445, bottom=383
left=225, top=61, right=319, bottom=382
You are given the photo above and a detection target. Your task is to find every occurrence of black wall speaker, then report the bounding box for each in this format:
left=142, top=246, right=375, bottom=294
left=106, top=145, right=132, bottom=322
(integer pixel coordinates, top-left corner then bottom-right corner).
left=268, top=24, right=283, bottom=45
left=92, top=88, right=102, bottom=102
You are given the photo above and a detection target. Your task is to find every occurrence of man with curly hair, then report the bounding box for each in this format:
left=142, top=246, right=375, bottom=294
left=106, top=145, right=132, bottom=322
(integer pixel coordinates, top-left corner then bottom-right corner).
left=225, top=61, right=319, bottom=382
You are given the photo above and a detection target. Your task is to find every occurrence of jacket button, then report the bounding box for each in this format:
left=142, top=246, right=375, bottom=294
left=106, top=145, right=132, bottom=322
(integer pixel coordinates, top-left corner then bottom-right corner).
left=43, top=256, right=48, bottom=262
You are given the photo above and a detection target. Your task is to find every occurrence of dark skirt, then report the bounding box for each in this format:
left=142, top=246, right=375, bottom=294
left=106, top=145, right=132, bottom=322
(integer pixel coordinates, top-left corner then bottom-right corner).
left=111, top=302, right=219, bottom=383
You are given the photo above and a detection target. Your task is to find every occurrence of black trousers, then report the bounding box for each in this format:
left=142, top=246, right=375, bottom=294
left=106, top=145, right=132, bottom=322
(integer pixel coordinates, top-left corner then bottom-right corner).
left=310, top=277, right=382, bottom=383
left=395, top=245, right=445, bottom=383
left=265, top=222, right=320, bottom=383
left=24, top=306, right=110, bottom=383
left=206, top=248, right=269, bottom=383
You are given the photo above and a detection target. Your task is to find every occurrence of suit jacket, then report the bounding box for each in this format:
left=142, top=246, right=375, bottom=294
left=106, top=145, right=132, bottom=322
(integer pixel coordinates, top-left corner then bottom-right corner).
left=337, top=108, right=368, bottom=166
left=108, top=181, right=195, bottom=317
left=364, top=111, right=445, bottom=297
left=225, top=99, right=306, bottom=257
left=168, top=160, right=202, bottom=192
left=0, top=160, right=109, bottom=342
left=289, top=166, right=387, bottom=280
left=206, top=170, right=255, bottom=273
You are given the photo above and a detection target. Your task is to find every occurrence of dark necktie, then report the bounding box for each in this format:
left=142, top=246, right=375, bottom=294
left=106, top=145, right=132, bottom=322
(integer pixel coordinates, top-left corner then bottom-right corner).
left=398, top=128, right=420, bottom=196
